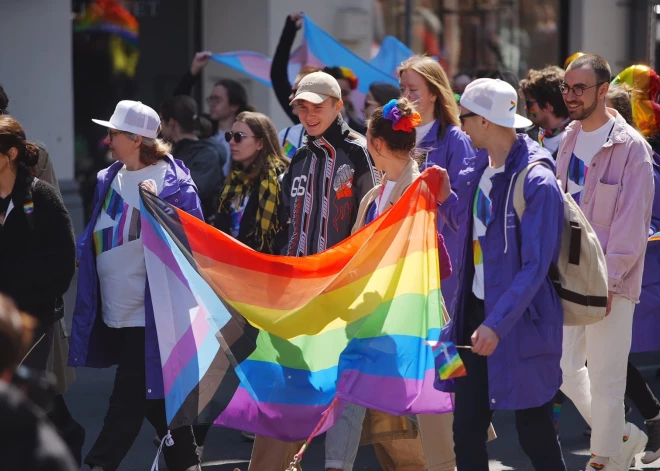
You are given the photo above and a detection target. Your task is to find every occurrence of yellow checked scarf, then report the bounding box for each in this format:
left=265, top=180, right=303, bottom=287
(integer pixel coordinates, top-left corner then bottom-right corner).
left=218, top=156, right=283, bottom=252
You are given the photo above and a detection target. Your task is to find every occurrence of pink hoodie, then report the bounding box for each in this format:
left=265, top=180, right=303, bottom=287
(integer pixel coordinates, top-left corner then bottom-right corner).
left=556, top=109, right=654, bottom=302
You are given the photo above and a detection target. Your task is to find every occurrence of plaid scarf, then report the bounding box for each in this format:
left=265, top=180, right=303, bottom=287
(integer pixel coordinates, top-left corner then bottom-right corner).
left=218, top=156, right=283, bottom=251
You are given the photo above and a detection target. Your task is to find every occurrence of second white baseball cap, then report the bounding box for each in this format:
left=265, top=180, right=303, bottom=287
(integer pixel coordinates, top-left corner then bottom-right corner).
left=460, top=78, right=532, bottom=129
left=92, top=100, right=161, bottom=139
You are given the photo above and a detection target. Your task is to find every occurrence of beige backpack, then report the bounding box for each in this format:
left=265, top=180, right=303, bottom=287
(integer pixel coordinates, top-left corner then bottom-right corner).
left=513, top=161, right=608, bottom=326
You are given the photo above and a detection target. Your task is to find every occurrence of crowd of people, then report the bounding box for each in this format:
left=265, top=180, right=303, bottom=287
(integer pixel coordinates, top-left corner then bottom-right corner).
left=2, top=10, right=660, bottom=471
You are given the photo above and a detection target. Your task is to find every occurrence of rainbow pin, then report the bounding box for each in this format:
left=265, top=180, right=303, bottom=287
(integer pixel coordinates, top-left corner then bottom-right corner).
left=509, top=101, right=516, bottom=111
left=432, top=341, right=467, bottom=380
left=23, top=201, right=34, bottom=214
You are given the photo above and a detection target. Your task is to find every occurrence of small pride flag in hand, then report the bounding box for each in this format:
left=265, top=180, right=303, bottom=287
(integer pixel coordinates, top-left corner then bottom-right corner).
left=433, top=341, right=467, bottom=380
left=650, top=231, right=660, bottom=242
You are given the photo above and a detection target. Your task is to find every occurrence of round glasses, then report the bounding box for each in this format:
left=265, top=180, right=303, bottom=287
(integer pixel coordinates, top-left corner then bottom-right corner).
left=559, top=82, right=604, bottom=97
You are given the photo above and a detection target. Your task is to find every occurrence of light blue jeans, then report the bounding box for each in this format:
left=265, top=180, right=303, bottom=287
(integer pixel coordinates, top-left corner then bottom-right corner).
left=325, top=402, right=367, bottom=470
left=325, top=402, right=419, bottom=470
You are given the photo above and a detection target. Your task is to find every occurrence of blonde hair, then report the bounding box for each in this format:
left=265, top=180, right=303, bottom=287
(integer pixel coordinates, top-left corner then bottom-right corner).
left=124, top=131, right=172, bottom=165
left=397, top=55, right=460, bottom=137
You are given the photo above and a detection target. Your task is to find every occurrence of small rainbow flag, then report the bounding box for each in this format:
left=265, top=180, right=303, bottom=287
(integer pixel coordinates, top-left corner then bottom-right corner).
left=650, top=231, right=660, bottom=241
left=282, top=140, right=297, bottom=158
left=23, top=202, right=34, bottom=214
left=509, top=101, right=516, bottom=111
left=140, top=168, right=453, bottom=441
left=433, top=341, right=467, bottom=380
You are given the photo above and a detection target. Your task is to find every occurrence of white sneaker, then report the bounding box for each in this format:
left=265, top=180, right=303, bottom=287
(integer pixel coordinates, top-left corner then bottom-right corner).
left=609, top=423, right=648, bottom=470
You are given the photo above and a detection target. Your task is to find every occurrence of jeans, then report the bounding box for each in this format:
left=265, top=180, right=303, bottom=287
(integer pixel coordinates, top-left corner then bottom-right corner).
left=84, top=327, right=200, bottom=471
left=325, top=402, right=367, bottom=470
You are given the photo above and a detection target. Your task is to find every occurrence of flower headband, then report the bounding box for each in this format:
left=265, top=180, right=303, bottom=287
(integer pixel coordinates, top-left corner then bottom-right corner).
left=382, top=99, right=422, bottom=133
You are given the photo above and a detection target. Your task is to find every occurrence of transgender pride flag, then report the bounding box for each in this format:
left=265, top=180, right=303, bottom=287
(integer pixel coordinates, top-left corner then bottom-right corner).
left=210, top=15, right=403, bottom=97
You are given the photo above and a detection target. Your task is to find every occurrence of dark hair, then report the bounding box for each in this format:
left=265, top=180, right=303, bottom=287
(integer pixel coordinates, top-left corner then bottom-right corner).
left=322, top=66, right=357, bottom=90
left=369, top=83, right=401, bottom=106
left=197, top=113, right=216, bottom=139
left=0, top=116, right=40, bottom=170
left=0, top=84, right=8, bottom=114
left=367, top=97, right=417, bottom=153
left=0, top=294, right=34, bottom=372
left=520, top=66, right=569, bottom=119
left=160, top=95, right=200, bottom=134
left=607, top=84, right=635, bottom=127
left=232, top=112, right=290, bottom=182
left=214, top=79, right=253, bottom=115
left=567, top=54, right=611, bottom=85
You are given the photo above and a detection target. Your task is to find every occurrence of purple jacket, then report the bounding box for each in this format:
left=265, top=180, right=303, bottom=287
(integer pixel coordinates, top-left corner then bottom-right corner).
left=438, top=135, right=564, bottom=410
left=419, top=123, right=474, bottom=311
left=632, top=152, right=660, bottom=353
left=68, top=155, right=203, bottom=399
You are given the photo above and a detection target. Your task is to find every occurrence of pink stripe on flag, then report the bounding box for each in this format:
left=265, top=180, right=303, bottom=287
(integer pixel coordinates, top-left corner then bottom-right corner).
left=161, top=301, right=212, bottom=396
left=240, top=54, right=273, bottom=84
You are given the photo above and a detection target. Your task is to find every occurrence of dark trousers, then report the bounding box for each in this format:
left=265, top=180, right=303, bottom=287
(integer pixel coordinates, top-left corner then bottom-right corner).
left=626, top=361, right=660, bottom=421
left=85, top=327, right=200, bottom=471
left=453, top=298, right=566, bottom=471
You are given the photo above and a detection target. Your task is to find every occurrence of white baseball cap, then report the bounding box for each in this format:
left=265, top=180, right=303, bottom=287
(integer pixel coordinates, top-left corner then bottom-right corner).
left=460, top=78, right=532, bottom=129
left=92, top=100, right=161, bottom=139
left=290, top=71, right=342, bottom=105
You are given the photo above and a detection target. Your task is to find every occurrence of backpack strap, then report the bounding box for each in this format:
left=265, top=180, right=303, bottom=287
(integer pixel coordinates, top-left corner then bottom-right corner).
left=513, top=161, right=552, bottom=220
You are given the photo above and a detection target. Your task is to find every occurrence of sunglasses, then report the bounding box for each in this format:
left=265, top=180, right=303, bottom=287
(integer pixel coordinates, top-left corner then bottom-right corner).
left=458, top=112, right=477, bottom=125
left=225, top=131, right=254, bottom=144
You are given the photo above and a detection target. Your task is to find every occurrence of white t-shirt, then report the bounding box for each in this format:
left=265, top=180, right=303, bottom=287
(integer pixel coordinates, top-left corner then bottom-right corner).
left=376, top=180, right=397, bottom=216
left=566, top=118, right=615, bottom=206
left=472, top=163, right=505, bottom=300
left=416, top=120, right=436, bottom=145
left=94, top=160, right=168, bottom=328
left=278, top=123, right=305, bottom=159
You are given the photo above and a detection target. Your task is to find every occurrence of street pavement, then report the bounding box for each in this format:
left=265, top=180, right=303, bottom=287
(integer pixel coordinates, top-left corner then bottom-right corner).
left=62, top=278, right=660, bottom=470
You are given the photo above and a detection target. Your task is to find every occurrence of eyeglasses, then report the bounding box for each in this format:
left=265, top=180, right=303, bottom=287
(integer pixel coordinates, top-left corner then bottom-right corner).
left=525, top=100, right=537, bottom=110
left=559, top=82, right=604, bottom=96
left=206, top=95, right=222, bottom=105
left=458, top=112, right=478, bottom=125
left=107, top=129, right=126, bottom=139
left=225, top=131, right=255, bottom=144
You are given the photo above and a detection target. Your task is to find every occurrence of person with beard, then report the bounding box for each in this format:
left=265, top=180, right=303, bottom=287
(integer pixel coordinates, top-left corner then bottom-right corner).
left=557, top=54, right=654, bottom=471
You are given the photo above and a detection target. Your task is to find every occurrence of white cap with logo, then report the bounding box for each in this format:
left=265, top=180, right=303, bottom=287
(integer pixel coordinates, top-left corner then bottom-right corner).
left=92, top=100, right=161, bottom=139
left=290, top=71, right=342, bottom=105
left=460, top=78, right=532, bottom=129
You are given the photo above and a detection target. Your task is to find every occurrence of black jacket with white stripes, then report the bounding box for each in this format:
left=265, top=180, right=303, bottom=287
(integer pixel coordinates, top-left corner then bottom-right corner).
left=276, top=115, right=380, bottom=256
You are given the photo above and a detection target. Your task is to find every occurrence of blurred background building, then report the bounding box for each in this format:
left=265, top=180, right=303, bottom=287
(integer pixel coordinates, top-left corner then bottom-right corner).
left=1, top=0, right=659, bottom=230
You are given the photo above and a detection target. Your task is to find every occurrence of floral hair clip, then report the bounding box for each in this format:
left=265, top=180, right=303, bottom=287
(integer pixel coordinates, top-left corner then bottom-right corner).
left=339, top=67, right=359, bottom=90
left=382, top=99, right=422, bottom=133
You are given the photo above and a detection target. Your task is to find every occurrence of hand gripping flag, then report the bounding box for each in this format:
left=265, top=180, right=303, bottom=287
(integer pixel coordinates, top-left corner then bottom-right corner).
left=139, top=168, right=455, bottom=442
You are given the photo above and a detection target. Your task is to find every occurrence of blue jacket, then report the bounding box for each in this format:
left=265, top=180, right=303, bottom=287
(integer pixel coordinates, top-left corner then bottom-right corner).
left=68, top=155, right=203, bottom=399
left=419, top=123, right=474, bottom=310
left=438, top=135, right=564, bottom=410
left=631, top=151, right=660, bottom=353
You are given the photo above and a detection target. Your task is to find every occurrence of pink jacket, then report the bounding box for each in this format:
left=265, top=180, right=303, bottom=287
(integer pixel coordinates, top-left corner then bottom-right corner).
left=556, top=109, right=654, bottom=302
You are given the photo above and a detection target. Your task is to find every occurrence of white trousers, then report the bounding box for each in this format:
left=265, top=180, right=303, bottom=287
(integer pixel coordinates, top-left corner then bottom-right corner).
left=560, top=295, right=635, bottom=457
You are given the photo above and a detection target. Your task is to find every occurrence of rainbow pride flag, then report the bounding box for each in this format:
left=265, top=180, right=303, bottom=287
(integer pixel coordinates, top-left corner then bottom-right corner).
left=433, top=341, right=467, bottom=380
left=140, top=168, right=453, bottom=441
left=74, top=0, right=139, bottom=46
left=650, top=231, right=660, bottom=242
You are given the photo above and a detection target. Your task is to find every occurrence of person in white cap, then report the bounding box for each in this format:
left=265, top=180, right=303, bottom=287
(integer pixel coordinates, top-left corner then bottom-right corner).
left=68, top=100, right=204, bottom=471
left=249, top=72, right=379, bottom=471
left=557, top=54, right=653, bottom=471
left=434, top=78, right=567, bottom=470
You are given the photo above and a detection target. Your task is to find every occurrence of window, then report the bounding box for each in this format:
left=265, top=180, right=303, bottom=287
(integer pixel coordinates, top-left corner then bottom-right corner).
left=376, top=0, right=561, bottom=80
